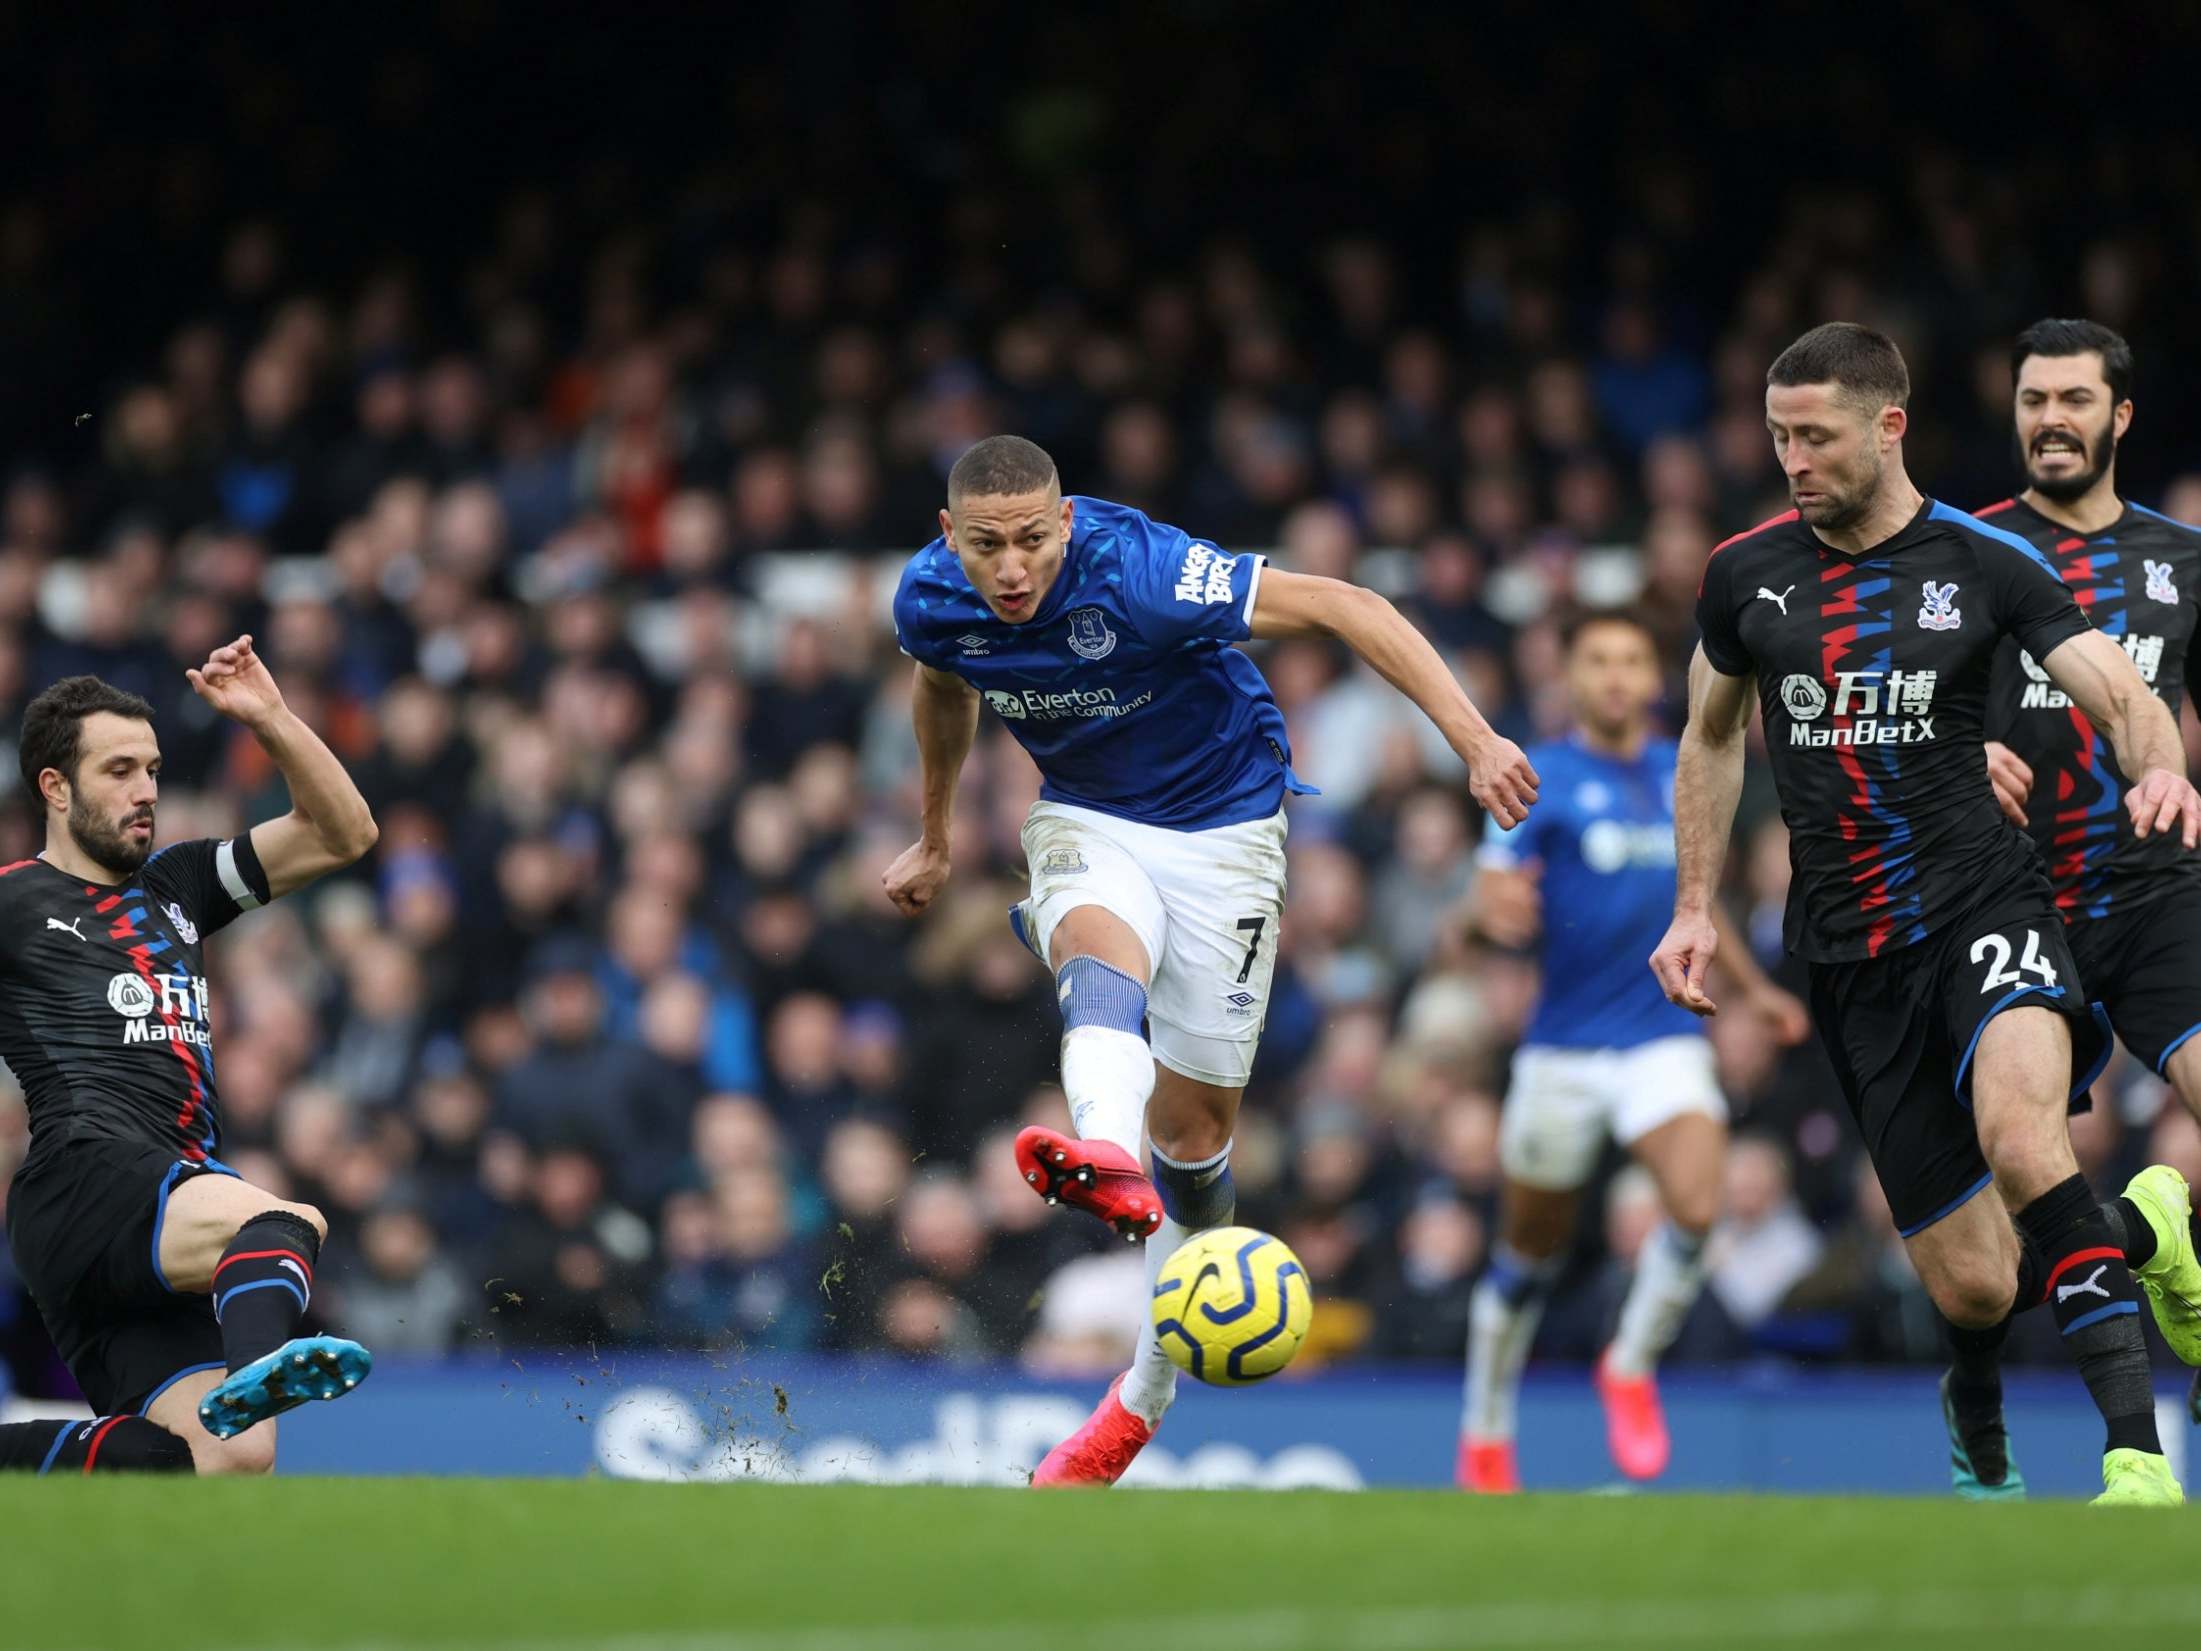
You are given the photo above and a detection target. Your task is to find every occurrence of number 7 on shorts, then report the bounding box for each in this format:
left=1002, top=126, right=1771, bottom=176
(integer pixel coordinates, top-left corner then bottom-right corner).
left=1234, top=916, right=1265, bottom=984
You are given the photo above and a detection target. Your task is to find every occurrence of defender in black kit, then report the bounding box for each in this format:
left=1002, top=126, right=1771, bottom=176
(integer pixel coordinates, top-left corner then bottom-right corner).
left=1974, top=319, right=2201, bottom=1441
left=1979, top=320, right=2201, bottom=1088
left=0, top=640, right=378, bottom=1475
left=1652, top=322, right=2201, bottom=1507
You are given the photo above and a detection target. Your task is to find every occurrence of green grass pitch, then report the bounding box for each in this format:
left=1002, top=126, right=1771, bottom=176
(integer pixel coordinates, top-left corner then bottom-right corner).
left=5, top=1479, right=2195, bottom=1648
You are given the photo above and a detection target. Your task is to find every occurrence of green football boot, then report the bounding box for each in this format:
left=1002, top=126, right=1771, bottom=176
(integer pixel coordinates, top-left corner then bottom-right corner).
left=2093, top=1448, right=2185, bottom=1507
left=2121, top=1165, right=2201, bottom=1364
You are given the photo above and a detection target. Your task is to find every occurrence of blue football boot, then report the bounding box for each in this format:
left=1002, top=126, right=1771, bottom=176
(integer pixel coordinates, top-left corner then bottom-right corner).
left=198, top=1335, right=373, bottom=1440
left=1940, top=1369, right=2025, bottom=1501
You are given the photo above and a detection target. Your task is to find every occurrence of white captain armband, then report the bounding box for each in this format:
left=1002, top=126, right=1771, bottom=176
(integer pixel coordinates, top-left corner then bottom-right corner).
left=214, top=834, right=272, bottom=910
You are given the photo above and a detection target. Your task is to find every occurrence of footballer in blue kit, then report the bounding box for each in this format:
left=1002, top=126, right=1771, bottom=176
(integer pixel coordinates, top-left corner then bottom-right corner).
left=884, top=435, right=1538, bottom=1486
left=1459, top=613, right=1803, bottom=1493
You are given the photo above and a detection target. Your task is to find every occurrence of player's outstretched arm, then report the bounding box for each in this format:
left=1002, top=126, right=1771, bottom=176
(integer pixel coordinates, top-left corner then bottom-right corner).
left=2040, top=629, right=2201, bottom=848
left=187, top=635, right=378, bottom=899
left=1651, top=645, right=1753, bottom=1017
left=883, top=663, right=979, bottom=916
left=1248, top=568, right=1538, bottom=826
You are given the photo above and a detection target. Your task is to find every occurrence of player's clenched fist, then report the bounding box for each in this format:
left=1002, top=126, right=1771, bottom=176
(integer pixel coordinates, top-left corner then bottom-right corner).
left=2127, top=766, right=2201, bottom=849
left=882, top=838, right=953, bottom=916
left=1649, top=909, right=1720, bottom=1017
left=1465, top=734, right=1540, bottom=829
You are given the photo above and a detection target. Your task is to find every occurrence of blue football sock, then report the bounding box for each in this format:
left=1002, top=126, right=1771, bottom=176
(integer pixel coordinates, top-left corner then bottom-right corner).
left=1152, top=1141, right=1235, bottom=1229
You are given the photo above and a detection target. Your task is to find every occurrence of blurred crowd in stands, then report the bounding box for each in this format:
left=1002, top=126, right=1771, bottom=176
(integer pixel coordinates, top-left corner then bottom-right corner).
left=8, top=8, right=2201, bottom=1397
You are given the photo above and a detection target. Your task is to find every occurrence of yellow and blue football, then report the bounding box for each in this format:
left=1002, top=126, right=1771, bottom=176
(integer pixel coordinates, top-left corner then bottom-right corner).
left=1150, top=1225, right=1313, bottom=1386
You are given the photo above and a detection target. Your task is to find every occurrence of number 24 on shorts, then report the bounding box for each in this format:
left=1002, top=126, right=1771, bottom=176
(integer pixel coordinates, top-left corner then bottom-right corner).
left=1971, top=928, right=2058, bottom=994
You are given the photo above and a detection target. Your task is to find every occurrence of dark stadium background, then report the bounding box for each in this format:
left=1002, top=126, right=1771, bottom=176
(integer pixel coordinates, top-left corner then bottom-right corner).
left=4, top=1, right=2201, bottom=1403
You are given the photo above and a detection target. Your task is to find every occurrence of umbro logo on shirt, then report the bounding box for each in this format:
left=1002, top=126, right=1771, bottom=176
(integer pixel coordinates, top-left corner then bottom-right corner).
left=954, top=634, right=991, bottom=654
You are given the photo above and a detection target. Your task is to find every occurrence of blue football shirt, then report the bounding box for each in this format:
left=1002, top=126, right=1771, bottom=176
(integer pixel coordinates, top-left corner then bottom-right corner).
left=1479, top=735, right=1702, bottom=1050
left=893, top=495, right=1305, bottom=830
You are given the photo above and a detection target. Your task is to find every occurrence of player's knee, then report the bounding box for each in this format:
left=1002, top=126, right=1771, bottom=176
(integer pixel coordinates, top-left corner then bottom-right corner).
left=1048, top=908, right=1149, bottom=982
left=1148, top=1110, right=1229, bottom=1164
left=195, top=1427, right=276, bottom=1477
left=1926, top=1266, right=2015, bottom=1330
left=1667, top=1193, right=1720, bottom=1241
left=1972, top=1117, right=2069, bottom=1197
left=1146, top=1074, right=1235, bottom=1165
left=1502, top=1199, right=1575, bottom=1259
left=1672, top=1206, right=1725, bottom=1241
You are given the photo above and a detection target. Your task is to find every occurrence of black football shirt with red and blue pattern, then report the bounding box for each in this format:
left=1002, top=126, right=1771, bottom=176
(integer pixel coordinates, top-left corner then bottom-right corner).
left=1697, top=498, right=2089, bottom=964
left=0, top=835, right=271, bottom=1162
left=1980, top=495, right=2201, bottom=920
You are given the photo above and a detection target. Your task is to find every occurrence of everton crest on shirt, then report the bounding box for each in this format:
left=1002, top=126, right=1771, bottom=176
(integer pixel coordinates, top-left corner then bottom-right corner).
left=1697, top=499, right=2089, bottom=963
left=893, top=496, right=1303, bottom=830
left=1979, top=496, right=2201, bottom=918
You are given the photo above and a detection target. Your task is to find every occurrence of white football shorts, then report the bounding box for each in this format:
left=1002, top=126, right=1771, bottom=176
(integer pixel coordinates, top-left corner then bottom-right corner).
left=1500, top=1035, right=1727, bottom=1190
left=1017, top=799, right=1288, bottom=1088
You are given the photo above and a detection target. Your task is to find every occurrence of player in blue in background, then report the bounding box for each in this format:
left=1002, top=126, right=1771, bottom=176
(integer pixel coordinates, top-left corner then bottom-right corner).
left=1460, top=612, right=1806, bottom=1493
left=884, top=435, right=1538, bottom=1486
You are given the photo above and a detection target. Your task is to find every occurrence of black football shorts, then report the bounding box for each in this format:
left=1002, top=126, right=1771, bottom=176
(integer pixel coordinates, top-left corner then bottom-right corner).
left=1808, top=887, right=2108, bottom=1239
left=5, top=1128, right=234, bottom=1415
left=2067, top=879, right=2201, bottom=1077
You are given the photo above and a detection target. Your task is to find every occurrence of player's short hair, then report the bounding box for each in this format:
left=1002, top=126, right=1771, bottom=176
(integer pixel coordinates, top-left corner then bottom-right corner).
left=948, top=435, right=1059, bottom=505
left=2013, top=317, right=2133, bottom=402
left=20, top=675, right=156, bottom=795
left=1561, top=607, right=1658, bottom=655
left=1766, top=322, right=1911, bottom=416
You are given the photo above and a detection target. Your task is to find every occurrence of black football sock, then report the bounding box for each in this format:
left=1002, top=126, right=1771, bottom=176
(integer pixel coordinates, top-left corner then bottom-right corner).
left=212, top=1210, right=321, bottom=1372
left=2101, top=1196, right=2158, bottom=1270
left=1944, top=1315, right=2007, bottom=1403
left=2017, top=1175, right=2162, bottom=1457
left=1941, top=1317, right=2013, bottom=1486
left=2008, top=1233, right=2044, bottom=1310
left=0, top=1416, right=193, bottom=1474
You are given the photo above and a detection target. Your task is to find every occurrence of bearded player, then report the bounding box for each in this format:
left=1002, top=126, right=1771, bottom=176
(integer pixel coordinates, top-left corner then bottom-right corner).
left=1654, top=322, right=2201, bottom=1506
left=885, top=434, right=1537, bottom=1486
left=1970, top=318, right=2201, bottom=1469
left=0, top=641, right=378, bottom=1475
